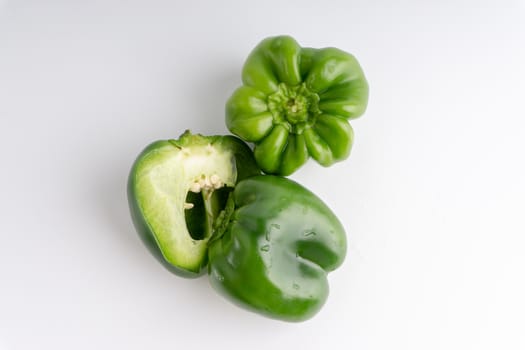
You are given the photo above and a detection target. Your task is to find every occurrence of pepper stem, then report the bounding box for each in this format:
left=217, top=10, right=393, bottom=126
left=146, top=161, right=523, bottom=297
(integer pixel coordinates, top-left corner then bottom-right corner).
left=208, top=192, right=235, bottom=246
left=202, top=189, right=215, bottom=240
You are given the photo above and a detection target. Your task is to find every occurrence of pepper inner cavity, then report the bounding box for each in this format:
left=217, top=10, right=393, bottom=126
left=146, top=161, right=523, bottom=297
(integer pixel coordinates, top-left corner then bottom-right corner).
left=184, top=174, right=232, bottom=241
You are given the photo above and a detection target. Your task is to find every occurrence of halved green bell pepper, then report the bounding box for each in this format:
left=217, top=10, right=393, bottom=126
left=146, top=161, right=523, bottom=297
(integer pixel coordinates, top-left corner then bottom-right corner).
left=226, top=35, right=369, bottom=175
left=127, top=131, right=259, bottom=277
left=208, top=175, right=347, bottom=322
left=128, top=132, right=346, bottom=321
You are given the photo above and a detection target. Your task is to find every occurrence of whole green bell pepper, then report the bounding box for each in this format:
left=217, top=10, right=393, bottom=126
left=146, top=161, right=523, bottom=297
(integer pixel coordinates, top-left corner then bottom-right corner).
left=127, top=131, right=259, bottom=277
left=208, top=175, right=347, bottom=322
left=226, top=35, right=369, bottom=175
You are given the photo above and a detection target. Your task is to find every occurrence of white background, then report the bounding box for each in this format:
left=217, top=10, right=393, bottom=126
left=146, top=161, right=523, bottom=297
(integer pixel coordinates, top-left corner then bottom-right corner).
left=1, top=1, right=524, bottom=349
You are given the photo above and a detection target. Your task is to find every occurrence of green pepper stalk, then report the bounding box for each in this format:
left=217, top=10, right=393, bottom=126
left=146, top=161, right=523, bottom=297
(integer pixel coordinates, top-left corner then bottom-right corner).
left=226, top=35, right=369, bottom=175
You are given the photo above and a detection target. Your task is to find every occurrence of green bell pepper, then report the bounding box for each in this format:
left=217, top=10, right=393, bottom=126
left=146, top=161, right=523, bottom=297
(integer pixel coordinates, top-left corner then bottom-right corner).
left=226, top=35, right=369, bottom=175
left=208, top=175, right=347, bottom=322
left=127, top=131, right=259, bottom=277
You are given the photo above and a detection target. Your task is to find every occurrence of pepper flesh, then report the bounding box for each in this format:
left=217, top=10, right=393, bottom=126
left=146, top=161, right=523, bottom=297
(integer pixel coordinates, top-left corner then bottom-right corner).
left=127, top=131, right=259, bottom=277
left=208, top=175, right=347, bottom=322
left=226, top=35, right=369, bottom=175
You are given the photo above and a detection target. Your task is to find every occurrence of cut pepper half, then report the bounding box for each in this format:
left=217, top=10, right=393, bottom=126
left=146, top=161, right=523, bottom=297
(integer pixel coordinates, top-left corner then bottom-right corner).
left=127, top=131, right=259, bottom=277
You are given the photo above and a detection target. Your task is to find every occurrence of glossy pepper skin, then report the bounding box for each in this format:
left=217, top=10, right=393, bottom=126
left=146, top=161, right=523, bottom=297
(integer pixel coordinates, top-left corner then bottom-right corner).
left=128, top=131, right=259, bottom=278
left=226, top=35, right=369, bottom=175
left=208, top=175, right=347, bottom=322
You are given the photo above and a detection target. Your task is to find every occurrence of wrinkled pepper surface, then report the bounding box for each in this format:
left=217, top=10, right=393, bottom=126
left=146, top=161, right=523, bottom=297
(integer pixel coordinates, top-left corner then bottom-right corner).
left=226, top=35, right=369, bottom=175
left=208, top=175, right=347, bottom=322
left=127, top=131, right=259, bottom=277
